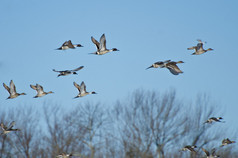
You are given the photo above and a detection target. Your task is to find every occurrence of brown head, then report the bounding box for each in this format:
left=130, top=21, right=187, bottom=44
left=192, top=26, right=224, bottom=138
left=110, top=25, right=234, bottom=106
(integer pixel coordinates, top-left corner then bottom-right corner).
left=206, top=48, right=213, bottom=51
left=177, top=61, right=184, bottom=64
left=112, top=48, right=119, bottom=51
left=76, top=44, right=83, bottom=47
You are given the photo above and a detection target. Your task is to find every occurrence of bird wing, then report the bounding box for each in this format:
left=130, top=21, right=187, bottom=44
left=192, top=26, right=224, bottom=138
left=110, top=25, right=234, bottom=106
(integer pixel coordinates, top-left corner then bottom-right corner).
left=3, top=83, right=10, bottom=94
left=80, top=81, right=86, bottom=93
left=36, top=84, right=44, bottom=95
left=62, top=41, right=69, bottom=46
left=211, top=148, right=216, bottom=156
left=7, top=121, right=15, bottom=130
left=202, top=148, right=210, bottom=156
left=187, top=46, right=197, bottom=50
left=99, top=34, right=106, bottom=51
left=72, top=66, right=84, bottom=72
left=1, top=123, right=7, bottom=130
left=10, top=80, right=17, bottom=95
left=53, top=69, right=64, bottom=73
left=166, top=64, right=183, bottom=75
left=73, top=82, right=81, bottom=92
left=30, top=84, right=37, bottom=90
left=91, top=36, right=100, bottom=51
left=67, top=40, right=75, bottom=48
left=196, top=42, right=204, bottom=51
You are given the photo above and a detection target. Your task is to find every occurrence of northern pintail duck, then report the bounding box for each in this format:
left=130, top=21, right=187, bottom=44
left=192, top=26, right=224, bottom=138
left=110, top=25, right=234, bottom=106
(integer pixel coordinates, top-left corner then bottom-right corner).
left=56, top=153, right=73, bottom=158
left=1, top=121, right=20, bottom=135
left=147, top=60, right=184, bottom=75
left=187, top=39, right=213, bottom=55
left=30, top=84, right=54, bottom=98
left=146, top=60, right=171, bottom=69
left=73, top=81, right=96, bottom=98
left=3, top=80, right=26, bottom=99
left=181, top=145, right=197, bottom=153
left=202, top=148, right=220, bottom=158
left=204, top=117, right=223, bottom=124
left=91, top=34, right=119, bottom=55
left=53, top=66, right=84, bottom=77
left=56, top=40, right=83, bottom=50
left=220, top=138, right=236, bottom=147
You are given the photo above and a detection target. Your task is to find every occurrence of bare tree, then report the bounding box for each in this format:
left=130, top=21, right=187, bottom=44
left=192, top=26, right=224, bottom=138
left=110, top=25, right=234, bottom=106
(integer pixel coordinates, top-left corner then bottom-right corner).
left=77, top=102, right=111, bottom=158
left=113, top=90, right=187, bottom=158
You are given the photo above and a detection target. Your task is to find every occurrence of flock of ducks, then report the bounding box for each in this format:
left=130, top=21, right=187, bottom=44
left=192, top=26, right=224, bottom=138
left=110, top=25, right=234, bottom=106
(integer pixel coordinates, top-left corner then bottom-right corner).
left=2, top=37, right=214, bottom=100
left=1, top=35, right=235, bottom=157
left=181, top=117, right=236, bottom=157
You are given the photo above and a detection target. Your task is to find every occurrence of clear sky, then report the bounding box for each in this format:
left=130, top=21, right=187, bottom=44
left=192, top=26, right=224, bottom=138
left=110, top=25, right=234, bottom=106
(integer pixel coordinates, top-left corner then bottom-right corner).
left=1, top=1, right=238, bottom=131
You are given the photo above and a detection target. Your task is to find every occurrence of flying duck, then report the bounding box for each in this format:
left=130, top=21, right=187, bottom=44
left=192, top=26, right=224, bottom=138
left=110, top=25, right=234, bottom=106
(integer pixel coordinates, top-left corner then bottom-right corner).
left=1, top=121, right=20, bottom=135
left=56, top=153, right=73, bottom=158
left=220, top=138, right=236, bottom=147
left=181, top=145, right=197, bottom=153
left=53, top=66, right=84, bottom=77
left=90, top=34, right=119, bottom=55
left=202, top=148, right=220, bottom=158
left=30, top=84, right=54, bottom=98
left=146, top=60, right=171, bottom=69
left=73, top=81, right=96, bottom=98
left=56, top=40, right=83, bottom=50
left=204, top=117, right=224, bottom=124
left=3, top=80, right=26, bottom=99
left=187, top=39, right=213, bottom=55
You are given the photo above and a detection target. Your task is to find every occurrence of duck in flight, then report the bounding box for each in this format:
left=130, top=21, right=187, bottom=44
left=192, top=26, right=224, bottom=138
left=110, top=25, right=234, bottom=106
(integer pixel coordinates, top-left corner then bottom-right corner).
left=1, top=121, right=21, bottom=135
left=56, top=40, right=83, bottom=50
left=181, top=145, right=197, bottom=153
left=90, top=34, right=119, bottom=55
left=56, top=153, right=73, bottom=158
left=30, top=84, right=54, bottom=98
left=73, top=81, right=96, bottom=98
left=204, top=117, right=224, bottom=124
left=3, top=80, right=26, bottom=99
left=147, top=60, right=184, bottom=75
left=53, top=66, right=84, bottom=77
left=220, top=138, right=236, bottom=147
left=202, top=148, right=220, bottom=158
left=187, top=39, right=213, bottom=55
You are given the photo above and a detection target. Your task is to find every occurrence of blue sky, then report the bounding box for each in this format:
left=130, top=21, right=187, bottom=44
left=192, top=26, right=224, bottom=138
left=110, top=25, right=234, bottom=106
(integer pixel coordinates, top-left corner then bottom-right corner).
left=1, top=0, right=238, bottom=131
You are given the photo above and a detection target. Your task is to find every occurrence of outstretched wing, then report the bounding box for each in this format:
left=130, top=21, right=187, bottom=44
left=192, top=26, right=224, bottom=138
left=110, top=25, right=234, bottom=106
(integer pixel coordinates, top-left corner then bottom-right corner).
left=72, top=66, right=84, bottom=72
left=7, top=121, right=15, bottom=130
left=36, top=84, right=44, bottom=95
left=167, top=64, right=183, bottom=75
left=10, top=80, right=17, bottom=95
left=196, top=42, right=203, bottom=51
left=100, top=34, right=106, bottom=51
left=80, top=81, right=86, bottom=93
left=187, top=46, right=197, bottom=50
left=3, top=83, right=10, bottom=94
left=1, top=123, right=7, bottom=130
left=53, top=69, right=64, bottom=73
left=202, top=148, right=210, bottom=156
left=62, top=41, right=69, bottom=46
left=73, top=82, right=81, bottom=93
left=67, top=40, right=75, bottom=48
left=91, top=36, right=100, bottom=51
left=30, top=84, right=37, bottom=90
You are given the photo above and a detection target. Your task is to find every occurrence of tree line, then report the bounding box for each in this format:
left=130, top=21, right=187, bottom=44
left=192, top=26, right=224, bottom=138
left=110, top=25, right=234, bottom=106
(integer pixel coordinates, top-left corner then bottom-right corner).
left=0, top=90, right=237, bottom=158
